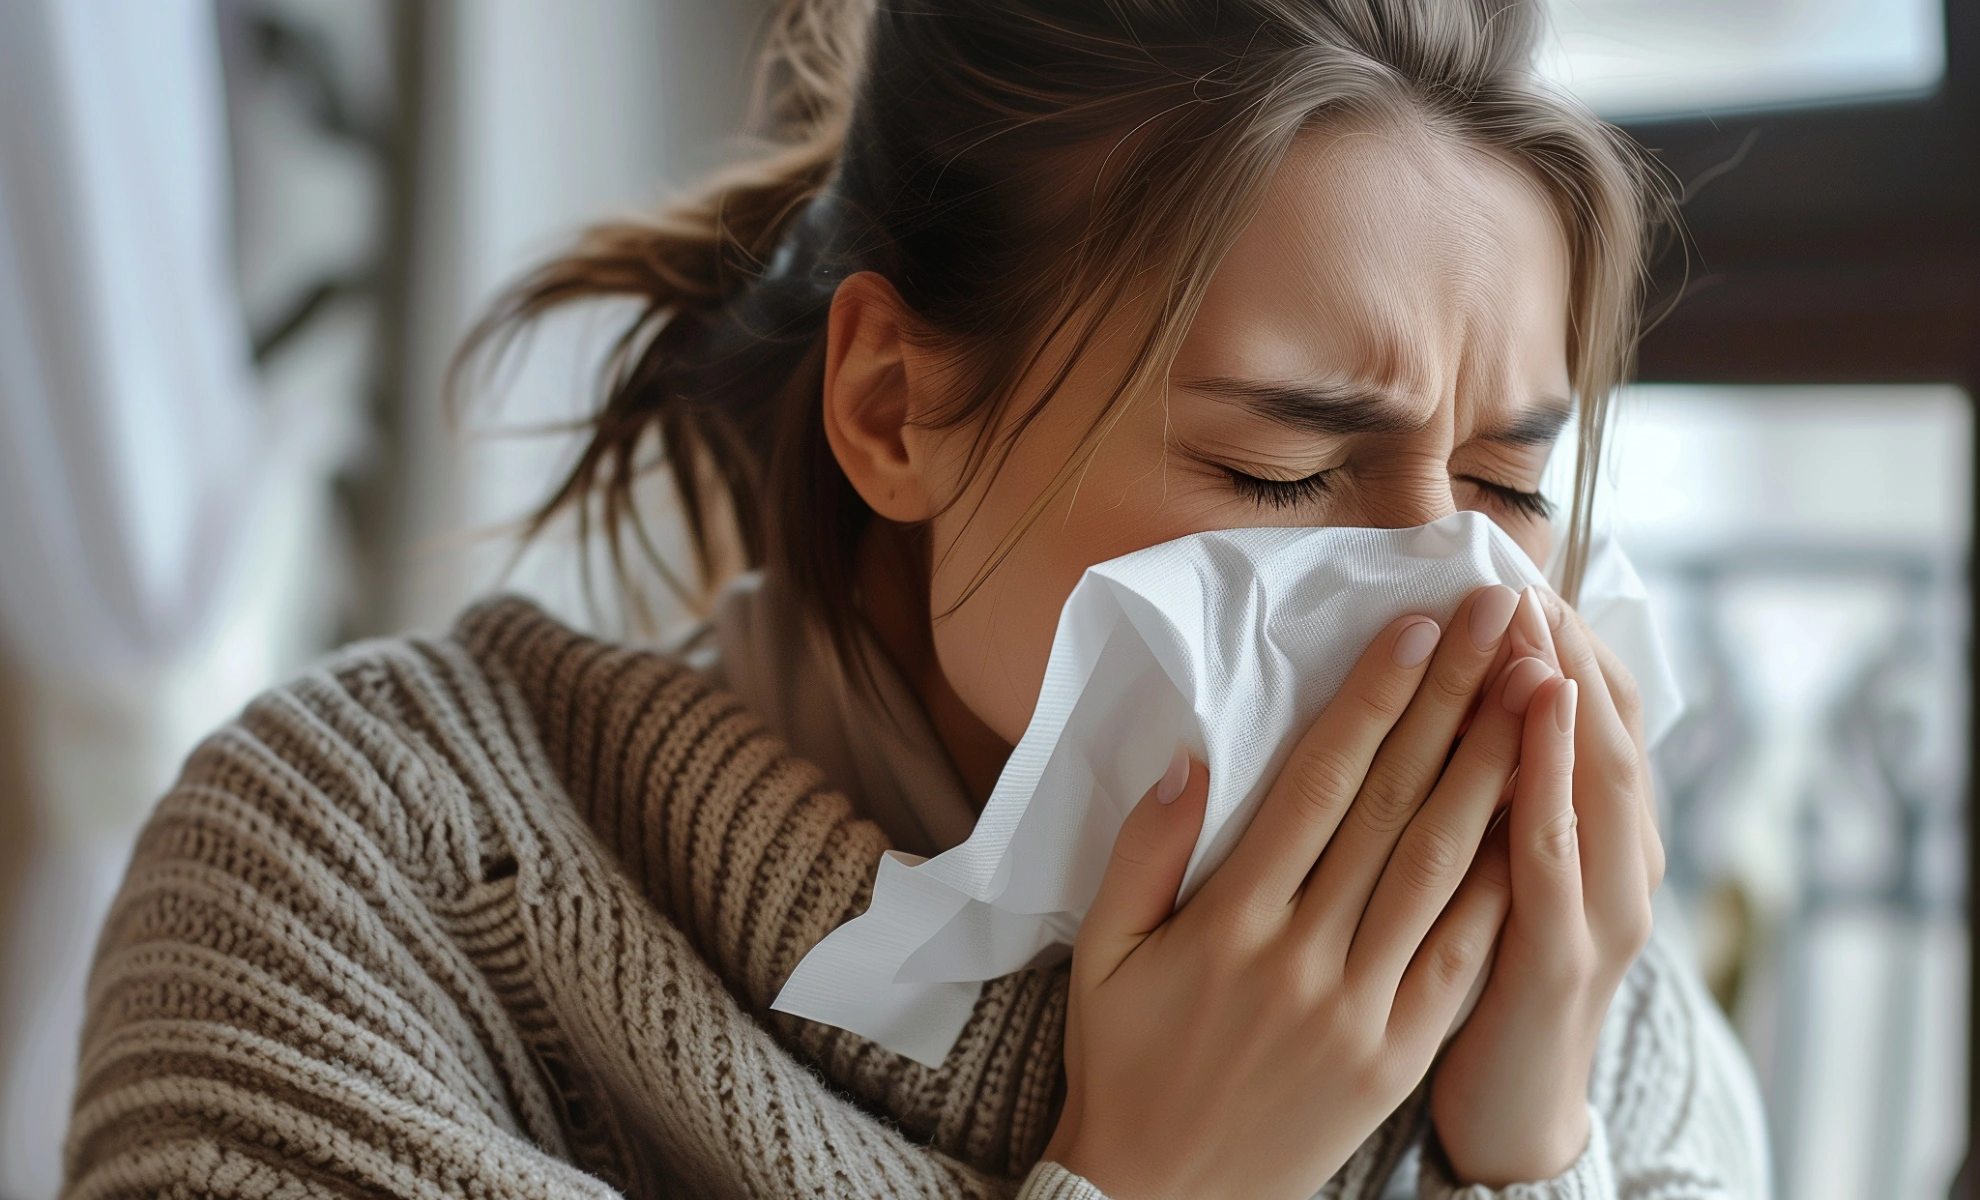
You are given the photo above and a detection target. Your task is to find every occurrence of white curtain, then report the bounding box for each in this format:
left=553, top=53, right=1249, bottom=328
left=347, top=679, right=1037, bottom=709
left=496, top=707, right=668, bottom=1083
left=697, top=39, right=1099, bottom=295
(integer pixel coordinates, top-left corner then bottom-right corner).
left=0, top=0, right=260, bottom=684
left=0, top=4, right=266, bottom=1196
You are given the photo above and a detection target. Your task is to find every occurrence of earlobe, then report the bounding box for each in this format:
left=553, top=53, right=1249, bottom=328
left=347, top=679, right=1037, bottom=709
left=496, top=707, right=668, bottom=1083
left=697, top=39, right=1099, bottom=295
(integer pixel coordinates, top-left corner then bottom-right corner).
left=822, top=271, right=942, bottom=523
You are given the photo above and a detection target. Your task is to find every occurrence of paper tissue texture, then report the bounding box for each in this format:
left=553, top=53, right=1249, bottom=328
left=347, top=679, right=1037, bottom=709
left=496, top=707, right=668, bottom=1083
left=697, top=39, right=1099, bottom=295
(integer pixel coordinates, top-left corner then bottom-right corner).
left=771, top=511, right=1682, bottom=1066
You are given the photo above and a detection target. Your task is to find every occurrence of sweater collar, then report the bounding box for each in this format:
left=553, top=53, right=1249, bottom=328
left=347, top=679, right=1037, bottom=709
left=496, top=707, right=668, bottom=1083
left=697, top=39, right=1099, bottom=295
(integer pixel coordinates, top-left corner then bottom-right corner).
left=690, top=571, right=979, bottom=858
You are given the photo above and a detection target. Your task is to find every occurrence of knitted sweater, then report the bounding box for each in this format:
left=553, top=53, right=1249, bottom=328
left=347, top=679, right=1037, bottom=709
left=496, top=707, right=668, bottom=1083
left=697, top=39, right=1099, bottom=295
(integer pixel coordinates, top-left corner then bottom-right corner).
left=61, top=597, right=1442, bottom=1199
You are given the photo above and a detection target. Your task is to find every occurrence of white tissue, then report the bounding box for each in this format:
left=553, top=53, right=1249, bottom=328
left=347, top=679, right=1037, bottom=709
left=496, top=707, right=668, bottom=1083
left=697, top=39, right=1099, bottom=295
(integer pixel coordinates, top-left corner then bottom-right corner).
left=771, top=511, right=1681, bottom=1066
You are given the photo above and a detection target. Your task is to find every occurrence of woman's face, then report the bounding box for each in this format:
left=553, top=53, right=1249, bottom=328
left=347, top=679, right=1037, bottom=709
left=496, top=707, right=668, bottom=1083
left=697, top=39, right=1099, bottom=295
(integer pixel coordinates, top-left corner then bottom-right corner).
left=882, top=121, right=1573, bottom=747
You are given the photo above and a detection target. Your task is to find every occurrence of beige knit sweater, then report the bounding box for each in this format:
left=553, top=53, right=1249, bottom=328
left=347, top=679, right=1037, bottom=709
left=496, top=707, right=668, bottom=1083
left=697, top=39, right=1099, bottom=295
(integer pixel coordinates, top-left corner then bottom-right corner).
left=61, top=597, right=1431, bottom=1199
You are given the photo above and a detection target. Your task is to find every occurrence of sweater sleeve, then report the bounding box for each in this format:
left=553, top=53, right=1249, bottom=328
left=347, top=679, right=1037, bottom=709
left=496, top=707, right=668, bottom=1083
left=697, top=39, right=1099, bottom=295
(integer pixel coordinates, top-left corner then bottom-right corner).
left=1416, top=1106, right=1616, bottom=1200
left=62, top=660, right=637, bottom=1199
left=1016, top=1162, right=1112, bottom=1200
left=63, top=635, right=1031, bottom=1200
left=1417, top=925, right=1771, bottom=1200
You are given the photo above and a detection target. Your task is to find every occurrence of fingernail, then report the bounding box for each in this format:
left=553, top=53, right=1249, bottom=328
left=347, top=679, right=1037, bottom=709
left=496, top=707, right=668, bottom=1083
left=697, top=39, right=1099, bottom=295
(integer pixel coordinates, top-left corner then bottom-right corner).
left=1554, top=678, right=1578, bottom=734
left=1468, top=586, right=1520, bottom=651
left=1510, top=587, right=1554, bottom=661
left=1156, top=745, right=1190, bottom=803
left=1501, top=656, right=1553, bottom=714
left=1392, top=618, right=1441, bottom=667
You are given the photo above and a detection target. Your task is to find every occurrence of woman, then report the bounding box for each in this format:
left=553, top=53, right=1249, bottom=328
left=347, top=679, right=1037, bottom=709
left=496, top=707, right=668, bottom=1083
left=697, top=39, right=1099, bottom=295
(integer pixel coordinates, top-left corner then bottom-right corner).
left=63, top=1, right=1767, bottom=1197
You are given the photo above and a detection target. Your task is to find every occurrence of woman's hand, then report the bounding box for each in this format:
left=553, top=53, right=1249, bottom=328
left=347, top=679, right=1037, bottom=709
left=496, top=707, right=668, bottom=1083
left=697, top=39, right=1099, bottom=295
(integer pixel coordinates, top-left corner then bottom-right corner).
left=1045, top=586, right=1557, bottom=1200
left=1428, top=588, right=1666, bottom=1186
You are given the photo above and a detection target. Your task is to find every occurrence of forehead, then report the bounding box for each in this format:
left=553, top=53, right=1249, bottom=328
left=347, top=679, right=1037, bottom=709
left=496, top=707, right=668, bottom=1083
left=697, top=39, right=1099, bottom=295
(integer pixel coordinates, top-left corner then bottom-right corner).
left=1176, top=117, right=1572, bottom=427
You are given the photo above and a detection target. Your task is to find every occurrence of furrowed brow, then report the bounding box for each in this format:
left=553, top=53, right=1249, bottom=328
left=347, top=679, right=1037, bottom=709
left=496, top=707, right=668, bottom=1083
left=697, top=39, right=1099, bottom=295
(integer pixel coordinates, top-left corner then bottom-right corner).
left=1179, top=376, right=1427, bottom=437
left=1478, top=399, right=1574, bottom=447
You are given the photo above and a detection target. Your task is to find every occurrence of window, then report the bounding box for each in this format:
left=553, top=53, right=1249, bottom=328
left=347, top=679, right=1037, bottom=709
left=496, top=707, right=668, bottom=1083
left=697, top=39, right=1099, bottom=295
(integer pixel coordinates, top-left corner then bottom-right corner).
left=1592, top=385, right=1970, bottom=1199
left=1540, top=0, right=1946, bottom=118
left=1544, top=1, right=1978, bottom=1191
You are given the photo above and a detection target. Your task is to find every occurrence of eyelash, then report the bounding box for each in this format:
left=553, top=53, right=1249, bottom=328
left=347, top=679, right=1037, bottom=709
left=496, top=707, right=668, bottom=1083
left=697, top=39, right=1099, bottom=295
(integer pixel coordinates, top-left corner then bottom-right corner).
left=1459, top=475, right=1556, bottom=521
left=1223, top=467, right=1554, bottom=522
left=1224, top=467, right=1335, bottom=510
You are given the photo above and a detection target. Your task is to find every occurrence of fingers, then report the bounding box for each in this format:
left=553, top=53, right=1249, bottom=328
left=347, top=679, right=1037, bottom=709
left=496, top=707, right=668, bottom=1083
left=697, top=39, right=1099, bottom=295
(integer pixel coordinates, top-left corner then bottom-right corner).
left=1210, top=612, right=1444, bottom=911
left=1289, top=586, right=1520, bottom=924
left=1077, top=751, right=1208, bottom=987
left=1329, top=651, right=1554, bottom=987
left=1507, top=587, right=1560, bottom=673
left=1507, top=677, right=1584, bottom=956
left=1389, top=816, right=1512, bottom=1051
left=1577, top=624, right=1666, bottom=889
left=1584, top=630, right=1647, bottom=747
left=1540, top=603, right=1657, bottom=916
left=1538, top=599, right=1631, bottom=767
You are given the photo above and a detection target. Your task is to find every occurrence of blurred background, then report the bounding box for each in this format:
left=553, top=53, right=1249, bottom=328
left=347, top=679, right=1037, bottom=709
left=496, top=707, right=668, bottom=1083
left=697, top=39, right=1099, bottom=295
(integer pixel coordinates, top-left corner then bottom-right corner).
left=0, top=2, right=1973, bottom=1198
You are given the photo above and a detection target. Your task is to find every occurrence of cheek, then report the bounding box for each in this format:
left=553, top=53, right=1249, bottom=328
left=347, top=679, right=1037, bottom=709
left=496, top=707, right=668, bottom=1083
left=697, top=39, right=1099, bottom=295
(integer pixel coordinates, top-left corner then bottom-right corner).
left=927, top=552, right=1077, bottom=745
left=1512, top=519, right=1554, bottom=571
left=924, top=405, right=1201, bottom=743
left=930, top=499, right=1152, bottom=744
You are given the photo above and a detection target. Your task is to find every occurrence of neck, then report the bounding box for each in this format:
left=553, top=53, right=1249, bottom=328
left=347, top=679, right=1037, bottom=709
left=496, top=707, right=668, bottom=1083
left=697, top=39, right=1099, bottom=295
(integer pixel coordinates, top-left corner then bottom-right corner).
left=854, top=521, right=1012, bottom=807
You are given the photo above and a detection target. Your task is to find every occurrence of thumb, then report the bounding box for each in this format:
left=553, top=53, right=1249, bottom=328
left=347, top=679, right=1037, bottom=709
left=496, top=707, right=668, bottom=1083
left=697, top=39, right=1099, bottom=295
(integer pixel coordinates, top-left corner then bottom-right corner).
left=1077, top=748, right=1209, bottom=985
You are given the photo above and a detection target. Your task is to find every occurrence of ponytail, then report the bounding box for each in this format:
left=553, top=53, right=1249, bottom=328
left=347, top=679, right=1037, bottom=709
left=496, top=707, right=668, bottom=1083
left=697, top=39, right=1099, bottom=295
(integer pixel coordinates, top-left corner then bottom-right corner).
left=451, top=0, right=874, bottom=623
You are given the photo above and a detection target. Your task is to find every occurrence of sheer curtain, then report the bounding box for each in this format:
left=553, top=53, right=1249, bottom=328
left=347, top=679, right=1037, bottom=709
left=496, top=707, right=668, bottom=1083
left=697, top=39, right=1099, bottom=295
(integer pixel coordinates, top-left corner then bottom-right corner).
left=0, top=0, right=259, bottom=683
left=0, top=4, right=766, bottom=1196
left=0, top=3, right=291, bottom=1194
left=0, top=4, right=265, bottom=1196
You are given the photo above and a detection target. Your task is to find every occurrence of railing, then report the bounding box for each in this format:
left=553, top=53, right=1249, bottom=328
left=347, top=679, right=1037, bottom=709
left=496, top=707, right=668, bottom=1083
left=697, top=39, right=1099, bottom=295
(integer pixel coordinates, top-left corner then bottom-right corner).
left=1642, top=543, right=1968, bottom=1200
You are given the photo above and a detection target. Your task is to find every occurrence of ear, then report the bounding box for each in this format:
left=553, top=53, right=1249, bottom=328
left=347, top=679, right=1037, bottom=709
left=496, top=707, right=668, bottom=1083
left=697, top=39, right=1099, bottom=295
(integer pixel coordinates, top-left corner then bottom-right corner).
left=822, top=271, right=948, bottom=522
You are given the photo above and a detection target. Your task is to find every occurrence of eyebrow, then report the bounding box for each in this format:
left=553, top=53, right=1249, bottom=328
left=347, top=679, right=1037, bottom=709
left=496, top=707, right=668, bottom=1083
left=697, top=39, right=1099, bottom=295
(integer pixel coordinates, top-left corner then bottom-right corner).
left=1181, top=376, right=1574, bottom=446
left=1178, top=376, right=1428, bottom=437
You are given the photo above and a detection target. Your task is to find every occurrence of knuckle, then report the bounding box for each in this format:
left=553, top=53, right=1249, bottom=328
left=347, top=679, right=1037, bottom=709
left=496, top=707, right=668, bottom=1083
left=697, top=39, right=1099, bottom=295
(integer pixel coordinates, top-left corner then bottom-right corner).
left=1334, top=1043, right=1379, bottom=1095
left=1352, top=1046, right=1402, bottom=1099
left=1461, top=725, right=1520, bottom=776
left=1326, top=1002, right=1390, bottom=1076
left=1309, top=990, right=1356, bottom=1043
left=1264, top=949, right=1326, bottom=1009
left=1396, top=820, right=1467, bottom=898
left=1226, top=895, right=1287, bottom=952
left=1429, top=929, right=1483, bottom=992
left=1349, top=668, right=1416, bottom=724
left=1644, top=836, right=1668, bottom=894
left=1351, top=761, right=1422, bottom=835
left=1428, top=663, right=1482, bottom=707
left=1289, top=744, right=1362, bottom=821
left=1471, top=843, right=1514, bottom=892
left=1350, top=682, right=1405, bottom=726
left=1520, top=931, right=1595, bottom=994
left=1612, top=900, right=1655, bottom=957
left=1535, top=809, right=1580, bottom=866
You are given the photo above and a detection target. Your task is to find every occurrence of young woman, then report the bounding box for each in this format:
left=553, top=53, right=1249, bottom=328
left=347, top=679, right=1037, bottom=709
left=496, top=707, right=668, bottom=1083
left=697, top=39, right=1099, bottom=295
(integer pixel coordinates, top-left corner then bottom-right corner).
left=64, top=1, right=1767, bottom=1198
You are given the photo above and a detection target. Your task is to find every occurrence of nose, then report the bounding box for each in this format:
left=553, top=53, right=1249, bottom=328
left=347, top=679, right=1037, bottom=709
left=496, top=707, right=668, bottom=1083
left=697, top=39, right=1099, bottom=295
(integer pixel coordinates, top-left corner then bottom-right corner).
left=1344, top=456, right=1459, bottom=530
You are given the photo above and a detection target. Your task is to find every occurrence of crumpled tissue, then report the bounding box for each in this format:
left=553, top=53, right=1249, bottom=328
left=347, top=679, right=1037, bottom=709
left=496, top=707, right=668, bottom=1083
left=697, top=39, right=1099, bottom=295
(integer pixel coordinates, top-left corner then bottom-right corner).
left=771, top=511, right=1681, bottom=1066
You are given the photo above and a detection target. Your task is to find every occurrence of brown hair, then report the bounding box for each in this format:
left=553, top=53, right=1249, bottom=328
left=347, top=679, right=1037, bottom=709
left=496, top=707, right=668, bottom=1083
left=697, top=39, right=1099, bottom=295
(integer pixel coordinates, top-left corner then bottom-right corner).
left=458, top=0, right=1665, bottom=675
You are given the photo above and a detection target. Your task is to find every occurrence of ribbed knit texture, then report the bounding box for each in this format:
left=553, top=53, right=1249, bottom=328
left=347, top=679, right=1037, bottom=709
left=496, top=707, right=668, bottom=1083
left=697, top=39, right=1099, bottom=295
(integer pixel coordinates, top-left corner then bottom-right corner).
left=61, top=597, right=1427, bottom=1199
left=1418, top=1107, right=1615, bottom=1200
left=1017, top=1162, right=1113, bottom=1200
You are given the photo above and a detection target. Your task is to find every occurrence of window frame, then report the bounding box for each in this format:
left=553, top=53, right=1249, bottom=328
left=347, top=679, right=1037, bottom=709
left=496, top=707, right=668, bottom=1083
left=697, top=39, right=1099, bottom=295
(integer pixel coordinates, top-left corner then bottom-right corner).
left=1612, top=2, right=1978, bottom=1189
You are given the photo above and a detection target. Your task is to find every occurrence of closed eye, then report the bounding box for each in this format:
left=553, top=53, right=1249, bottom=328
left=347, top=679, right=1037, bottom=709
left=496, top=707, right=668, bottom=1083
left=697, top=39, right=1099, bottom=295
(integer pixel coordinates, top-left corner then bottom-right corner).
left=1225, top=465, right=1335, bottom=510
left=1458, top=474, right=1554, bottom=521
